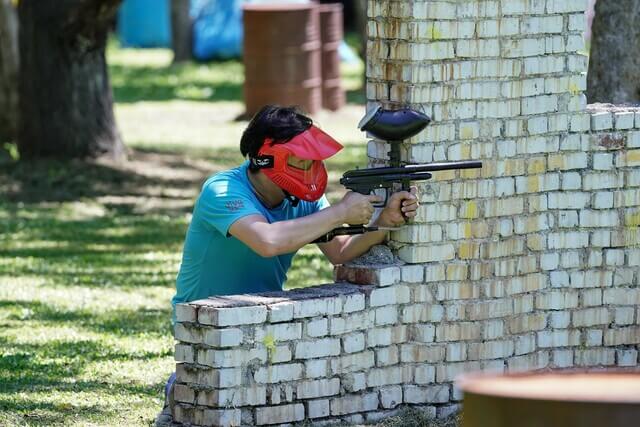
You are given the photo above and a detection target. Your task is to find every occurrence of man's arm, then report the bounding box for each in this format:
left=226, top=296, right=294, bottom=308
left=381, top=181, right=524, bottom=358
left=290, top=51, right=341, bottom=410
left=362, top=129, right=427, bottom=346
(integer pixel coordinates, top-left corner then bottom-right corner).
left=317, top=187, right=419, bottom=265
left=229, top=193, right=381, bottom=258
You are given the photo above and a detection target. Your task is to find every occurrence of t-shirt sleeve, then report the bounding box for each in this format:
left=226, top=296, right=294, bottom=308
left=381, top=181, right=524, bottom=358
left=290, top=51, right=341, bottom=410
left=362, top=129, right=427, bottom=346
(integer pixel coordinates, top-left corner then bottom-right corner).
left=196, top=177, right=262, bottom=236
left=316, top=194, right=331, bottom=211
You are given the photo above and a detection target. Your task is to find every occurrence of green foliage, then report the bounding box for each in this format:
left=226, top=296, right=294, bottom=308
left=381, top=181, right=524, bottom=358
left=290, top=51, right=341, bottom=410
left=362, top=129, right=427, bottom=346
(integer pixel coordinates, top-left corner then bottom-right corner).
left=1, top=142, right=19, bottom=161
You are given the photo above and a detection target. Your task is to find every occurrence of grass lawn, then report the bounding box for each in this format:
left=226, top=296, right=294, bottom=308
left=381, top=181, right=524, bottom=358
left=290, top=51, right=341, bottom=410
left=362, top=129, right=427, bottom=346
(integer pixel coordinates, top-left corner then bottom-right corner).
left=0, top=42, right=370, bottom=426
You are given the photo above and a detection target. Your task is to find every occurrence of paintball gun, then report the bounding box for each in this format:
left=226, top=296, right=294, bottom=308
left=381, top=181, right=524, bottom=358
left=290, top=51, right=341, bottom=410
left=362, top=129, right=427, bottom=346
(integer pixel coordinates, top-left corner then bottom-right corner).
left=312, top=105, right=483, bottom=243
left=341, top=160, right=483, bottom=207
left=312, top=225, right=403, bottom=243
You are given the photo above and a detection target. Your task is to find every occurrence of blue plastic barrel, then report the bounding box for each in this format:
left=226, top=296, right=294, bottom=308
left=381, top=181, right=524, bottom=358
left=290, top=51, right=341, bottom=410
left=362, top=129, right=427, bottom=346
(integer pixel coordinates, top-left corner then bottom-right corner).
left=117, top=0, right=172, bottom=48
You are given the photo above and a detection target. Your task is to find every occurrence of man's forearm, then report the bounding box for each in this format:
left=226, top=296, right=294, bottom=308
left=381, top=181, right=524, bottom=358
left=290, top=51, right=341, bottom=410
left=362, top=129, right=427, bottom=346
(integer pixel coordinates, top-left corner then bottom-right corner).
left=259, top=205, right=347, bottom=255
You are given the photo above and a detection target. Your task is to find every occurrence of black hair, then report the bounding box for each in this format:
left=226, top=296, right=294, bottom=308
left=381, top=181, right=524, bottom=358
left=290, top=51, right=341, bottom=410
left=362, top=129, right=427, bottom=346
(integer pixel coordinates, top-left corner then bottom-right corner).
left=240, top=105, right=313, bottom=163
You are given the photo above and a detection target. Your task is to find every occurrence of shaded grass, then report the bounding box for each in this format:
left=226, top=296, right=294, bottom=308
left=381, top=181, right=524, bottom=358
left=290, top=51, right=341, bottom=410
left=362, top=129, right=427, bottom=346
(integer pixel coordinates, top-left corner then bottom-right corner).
left=0, top=142, right=364, bottom=425
left=0, top=40, right=367, bottom=426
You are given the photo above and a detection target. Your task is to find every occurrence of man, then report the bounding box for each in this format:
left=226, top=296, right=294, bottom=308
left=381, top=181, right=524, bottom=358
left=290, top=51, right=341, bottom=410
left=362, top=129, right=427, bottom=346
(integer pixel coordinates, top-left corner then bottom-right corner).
left=156, top=105, right=418, bottom=426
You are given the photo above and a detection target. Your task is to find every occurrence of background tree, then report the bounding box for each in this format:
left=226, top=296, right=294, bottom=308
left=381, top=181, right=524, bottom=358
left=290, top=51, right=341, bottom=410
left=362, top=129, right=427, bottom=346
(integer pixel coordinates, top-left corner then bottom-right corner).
left=0, top=0, right=18, bottom=142
left=587, top=0, right=640, bottom=104
left=18, top=0, right=125, bottom=160
left=171, top=0, right=191, bottom=63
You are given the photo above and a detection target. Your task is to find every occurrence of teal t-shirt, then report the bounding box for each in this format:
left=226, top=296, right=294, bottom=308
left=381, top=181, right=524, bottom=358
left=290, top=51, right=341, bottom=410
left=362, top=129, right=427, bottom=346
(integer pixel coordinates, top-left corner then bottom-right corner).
left=171, top=161, right=329, bottom=320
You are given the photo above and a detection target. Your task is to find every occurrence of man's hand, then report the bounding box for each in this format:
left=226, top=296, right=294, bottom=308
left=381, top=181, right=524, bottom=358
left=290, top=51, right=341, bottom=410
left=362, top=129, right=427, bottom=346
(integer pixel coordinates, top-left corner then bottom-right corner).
left=376, top=186, right=419, bottom=227
left=336, top=191, right=383, bottom=225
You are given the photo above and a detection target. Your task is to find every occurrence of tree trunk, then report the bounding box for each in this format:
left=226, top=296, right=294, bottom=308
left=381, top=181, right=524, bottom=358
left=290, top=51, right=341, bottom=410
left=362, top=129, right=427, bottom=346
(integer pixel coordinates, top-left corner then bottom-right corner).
left=587, top=0, right=640, bottom=104
left=171, top=0, right=191, bottom=63
left=0, top=0, right=18, bottom=142
left=17, top=0, right=125, bottom=160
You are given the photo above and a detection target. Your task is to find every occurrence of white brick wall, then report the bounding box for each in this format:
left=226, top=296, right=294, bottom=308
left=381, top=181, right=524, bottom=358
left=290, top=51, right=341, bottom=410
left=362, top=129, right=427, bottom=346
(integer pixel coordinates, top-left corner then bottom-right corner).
left=173, top=1, right=640, bottom=425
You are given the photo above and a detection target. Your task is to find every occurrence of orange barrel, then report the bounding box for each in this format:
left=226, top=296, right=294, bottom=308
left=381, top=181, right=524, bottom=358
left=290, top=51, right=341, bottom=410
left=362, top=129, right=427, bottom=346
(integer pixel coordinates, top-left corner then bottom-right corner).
left=458, top=371, right=640, bottom=427
left=243, top=4, right=321, bottom=116
left=319, top=3, right=345, bottom=111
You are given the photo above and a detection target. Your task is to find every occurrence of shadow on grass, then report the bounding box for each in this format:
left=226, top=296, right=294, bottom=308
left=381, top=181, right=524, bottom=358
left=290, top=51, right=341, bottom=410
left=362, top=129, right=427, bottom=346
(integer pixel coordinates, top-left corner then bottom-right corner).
left=0, top=300, right=172, bottom=337
left=0, top=399, right=114, bottom=427
left=0, top=151, right=214, bottom=207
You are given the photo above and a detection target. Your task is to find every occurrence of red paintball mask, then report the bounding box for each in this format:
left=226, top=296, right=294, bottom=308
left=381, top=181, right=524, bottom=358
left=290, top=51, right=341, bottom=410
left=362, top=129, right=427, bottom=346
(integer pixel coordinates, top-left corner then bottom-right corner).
left=250, top=126, right=343, bottom=203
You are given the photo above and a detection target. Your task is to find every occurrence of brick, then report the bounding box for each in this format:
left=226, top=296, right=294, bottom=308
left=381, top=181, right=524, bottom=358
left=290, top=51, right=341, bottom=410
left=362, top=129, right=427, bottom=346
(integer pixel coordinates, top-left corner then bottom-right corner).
left=575, top=349, right=616, bottom=367
left=174, top=323, right=202, bottom=344
left=400, top=344, right=446, bottom=363
left=330, top=351, right=375, bottom=374
left=330, top=311, right=372, bottom=335
left=176, top=304, right=197, bottom=323
left=296, top=378, right=340, bottom=399
left=509, top=313, right=547, bottom=334
left=198, top=348, right=267, bottom=368
left=380, top=386, right=403, bottom=409
left=402, top=304, right=445, bottom=323
left=436, top=361, right=481, bottom=382
left=376, top=346, right=399, bottom=367
left=203, top=328, right=243, bottom=348
left=436, top=282, right=480, bottom=300
left=367, top=366, right=413, bottom=388
left=305, top=359, right=328, bottom=379
left=174, top=384, right=195, bottom=404
left=367, top=325, right=408, bottom=347
left=436, top=323, right=482, bottom=342
left=336, top=265, right=401, bottom=287
left=604, top=327, right=640, bottom=346
left=254, top=364, right=303, bottom=384
left=466, top=299, right=513, bottom=320
left=295, top=338, right=340, bottom=359
left=343, top=333, right=365, bottom=354
left=341, top=372, right=366, bottom=393
left=515, top=334, right=536, bottom=356
left=307, top=399, right=330, bottom=419
left=306, top=318, right=328, bottom=338
left=268, top=302, right=294, bottom=323
left=467, top=340, right=514, bottom=360
left=198, top=386, right=267, bottom=407
left=404, top=385, right=450, bottom=404
left=617, top=349, right=638, bottom=367
left=255, top=323, right=301, bottom=344
left=549, top=312, right=570, bottom=329
left=370, top=285, right=410, bottom=307
left=413, top=324, right=436, bottom=343
left=199, top=305, right=267, bottom=327
left=484, top=320, right=505, bottom=340
left=572, top=308, right=610, bottom=327
left=330, top=393, right=378, bottom=416
left=398, top=244, right=456, bottom=263
left=293, top=297, right=342, bottom=319
left=401, top=265, right=424, bottom=283
left=175, top=344, right=195, bottom=363
left=537, top=330, right=581, bottom=348
left=199, top=409, right=241, bottom=427
left=255, top=404, right=304, bottom=425
left=508, top=351, right=549, bottom=372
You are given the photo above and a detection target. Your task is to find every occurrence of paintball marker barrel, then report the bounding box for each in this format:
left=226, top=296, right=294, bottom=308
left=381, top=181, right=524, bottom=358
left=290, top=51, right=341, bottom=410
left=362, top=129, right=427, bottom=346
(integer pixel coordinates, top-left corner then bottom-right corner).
left=342, top=160, right=483, bottom=179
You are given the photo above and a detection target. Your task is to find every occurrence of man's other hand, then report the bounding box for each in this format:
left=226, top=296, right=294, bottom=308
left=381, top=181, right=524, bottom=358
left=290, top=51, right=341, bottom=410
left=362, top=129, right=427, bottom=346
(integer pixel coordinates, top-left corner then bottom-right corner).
left=377, top=186, right=419, bottom=227
left=336, top=191, right=382, bottom=225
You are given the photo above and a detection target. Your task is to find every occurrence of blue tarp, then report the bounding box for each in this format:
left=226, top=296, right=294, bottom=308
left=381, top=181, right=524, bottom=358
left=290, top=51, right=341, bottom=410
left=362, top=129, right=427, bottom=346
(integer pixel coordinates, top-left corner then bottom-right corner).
left=191, top=0, right=244, bottom=60
left=118, top=0, right=172, bottom=48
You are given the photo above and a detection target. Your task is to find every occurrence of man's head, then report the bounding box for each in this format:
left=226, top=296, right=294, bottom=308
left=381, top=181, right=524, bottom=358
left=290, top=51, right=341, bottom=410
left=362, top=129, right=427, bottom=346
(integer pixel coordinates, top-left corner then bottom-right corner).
left=241, top=105, right=343, bottom=204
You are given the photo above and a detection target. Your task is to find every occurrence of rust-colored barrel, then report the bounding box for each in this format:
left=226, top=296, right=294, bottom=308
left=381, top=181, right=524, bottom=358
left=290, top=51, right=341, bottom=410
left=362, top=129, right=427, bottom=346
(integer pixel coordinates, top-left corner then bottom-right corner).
left=319, top=3, right=345, bottom=111
left=243, top=4, right=321, bottom=116
left=458, top=371, right=640, bottom=427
